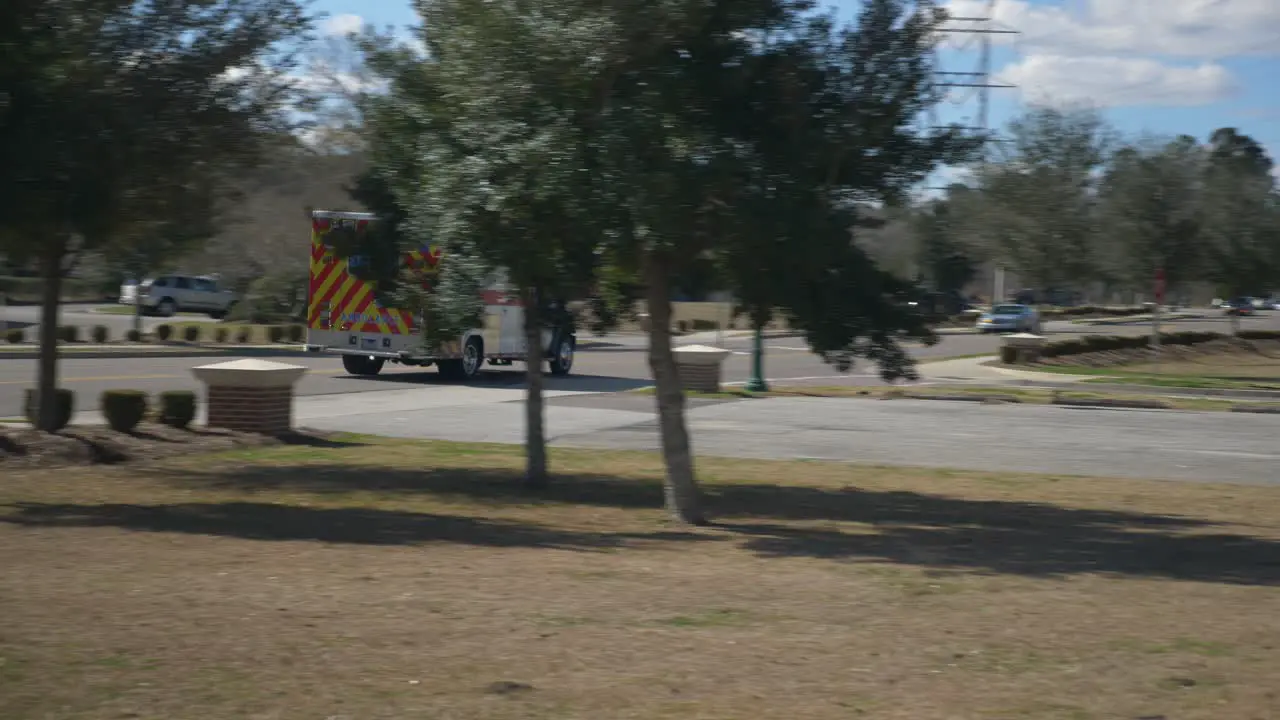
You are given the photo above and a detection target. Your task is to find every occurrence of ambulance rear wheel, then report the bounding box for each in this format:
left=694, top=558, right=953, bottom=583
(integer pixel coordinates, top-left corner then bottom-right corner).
left=342, top=354, right=384, bottom=376
left=438, top=337, right=483, bottom=382
left=548, top=333, right=574, bottom=376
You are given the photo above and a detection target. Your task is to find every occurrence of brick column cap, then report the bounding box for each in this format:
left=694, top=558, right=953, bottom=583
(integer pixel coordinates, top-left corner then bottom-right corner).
left=191, top=358, right=307, bottom=389
left=672, top=344, right=732, bottom=366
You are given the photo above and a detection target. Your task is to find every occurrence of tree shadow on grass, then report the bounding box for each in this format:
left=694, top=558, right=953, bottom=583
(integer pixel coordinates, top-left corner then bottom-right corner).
left=170, top=464, right=1280, bottom=585
left=0, top=501, right=713, bottom=550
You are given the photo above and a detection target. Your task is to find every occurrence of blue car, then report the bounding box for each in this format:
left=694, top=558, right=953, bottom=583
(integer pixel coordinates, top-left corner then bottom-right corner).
left=976, top=304, right=1042, bottom=334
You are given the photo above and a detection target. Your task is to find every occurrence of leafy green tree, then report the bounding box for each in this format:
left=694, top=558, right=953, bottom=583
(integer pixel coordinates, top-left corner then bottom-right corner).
left=577, top=0, right=971, bottom=521
left=355, top=8, right=604, bottom=488
left=970, top=105, right=1115, bottom=293
left=1097, top=135, right=1205, bottom=298
left=0, top=0, right=310, bottom=430
left=912, top=198, right=977, bottom=298
left=354, top=0, right=971, bottom=522
left=1200, top=128, right=1278, bottom=298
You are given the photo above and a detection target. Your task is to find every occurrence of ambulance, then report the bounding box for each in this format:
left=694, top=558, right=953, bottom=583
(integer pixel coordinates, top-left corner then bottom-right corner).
left=302, top=210, right=577, bottom=380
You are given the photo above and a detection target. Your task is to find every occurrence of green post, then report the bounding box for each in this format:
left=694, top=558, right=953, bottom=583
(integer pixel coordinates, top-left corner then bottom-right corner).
left=744, top=324, right=768, bottom=393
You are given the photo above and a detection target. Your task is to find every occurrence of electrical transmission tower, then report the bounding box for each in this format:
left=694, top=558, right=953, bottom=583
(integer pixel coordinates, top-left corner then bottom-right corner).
left=928, top=0, right=1019, bottom=182
left=926, top=0, right=1020, bottom=301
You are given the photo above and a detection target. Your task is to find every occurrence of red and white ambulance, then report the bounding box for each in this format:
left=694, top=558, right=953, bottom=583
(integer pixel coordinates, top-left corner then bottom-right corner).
left=302, top=210, right=576, bottom=380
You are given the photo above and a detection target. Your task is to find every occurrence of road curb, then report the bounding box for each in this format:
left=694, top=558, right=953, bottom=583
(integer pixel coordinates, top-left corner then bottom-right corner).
left=1051, top=396, right=1171, bottom=410
left=1074, top=382, right=1280, bottom=400
left=1231, top=404, right=1280, bottom=414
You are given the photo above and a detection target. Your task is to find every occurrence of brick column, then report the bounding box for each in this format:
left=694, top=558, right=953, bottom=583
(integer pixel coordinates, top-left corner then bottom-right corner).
left=672, top=344, right=732, bottom=393
left=191, top=359, right=307, bottom=435
left=1002, top=332, right=1046, bottom=365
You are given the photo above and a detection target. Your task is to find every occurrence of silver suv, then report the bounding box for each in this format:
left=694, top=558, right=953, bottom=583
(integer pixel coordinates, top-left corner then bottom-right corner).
left=119, top=274, right=239, bottom=318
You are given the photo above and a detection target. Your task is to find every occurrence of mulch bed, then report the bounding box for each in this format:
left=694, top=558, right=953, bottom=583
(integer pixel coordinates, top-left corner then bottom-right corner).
left=0, top=423, right=331, bottom=469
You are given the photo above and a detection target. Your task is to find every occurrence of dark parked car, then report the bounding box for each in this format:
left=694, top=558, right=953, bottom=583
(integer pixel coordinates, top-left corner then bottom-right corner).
left=1224, top=297, right=1256, bottom=317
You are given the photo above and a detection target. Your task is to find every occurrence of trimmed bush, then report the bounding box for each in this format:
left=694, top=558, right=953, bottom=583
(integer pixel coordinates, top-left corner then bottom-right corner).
left=1239, top=330, right=1280, bottom=342
left=90, top=325, right=109, bottom=343
left=182, top=325, right=200, bottom=342
left=4, top=327, right=23, bottom=344
left=286, top=323, right=305, bottom=342
left=158, top=390, right=197, bottom=430
left=267, top=325, right=285, bottom=343
left=999, top=346, right=1018, bottom=364
left=1163, top=331, right=1222, bottom=346
left=214, top=327, right=229, bottom=344
left=1042, top=339, right=1086, bottom=358
left=690, top=319, right=719, bottom=331
left=235, top=327, right=251, bottom=343
left=1080, top=334, right=1145, bottom=353
left=125, top=328, right=142, bottom=342
left=23, top=388, right=74, bottom=431
left=155, top=324, right=173, bottom=341
left=57, top=325, right=79, bottom=343
left=101, top=390, right=148, bottom=432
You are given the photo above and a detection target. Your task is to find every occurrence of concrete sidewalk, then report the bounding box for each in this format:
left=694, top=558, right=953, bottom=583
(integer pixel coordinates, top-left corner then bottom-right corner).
left=917, top=355, right=1098, bottom=385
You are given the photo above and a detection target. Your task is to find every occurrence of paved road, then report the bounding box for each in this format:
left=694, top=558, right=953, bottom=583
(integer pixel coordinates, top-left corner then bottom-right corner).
left=0, top=336, right=881, bottom=416
left=303, top=391, right=1280, bottom=484
left=1, top=312, right=1275, bottom=417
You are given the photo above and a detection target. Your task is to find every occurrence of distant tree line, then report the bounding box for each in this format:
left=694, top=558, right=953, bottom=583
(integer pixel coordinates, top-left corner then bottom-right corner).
left=898, top=107, right=1279, bottom=304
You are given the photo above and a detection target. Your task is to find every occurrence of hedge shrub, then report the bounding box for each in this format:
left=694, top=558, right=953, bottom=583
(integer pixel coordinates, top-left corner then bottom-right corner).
left=5, top=327, right=23, bottom=344
left=182, top=325, right=200, bottom=342
left=90, top=325, right=109, bottom=343
left=155, top=324, right=173, bottom=341
left=235, top=327, right=251, bottom=343
left=286, top=324, right=305, bottom=342
left=1041, top=329, right=1255, bottom=358
left=214, top=327, right=229, bottom=344
left=999, top=346, right=1018, bottom=364
left=267, top=325, right=285, bottom=343
left=125, top=328, right=142, bottom=342
left=57, top=325, right=79, bottom=343
left=158, top=391, right=197, bottom=429
left=24, top=388, right=74, bottom=431
left=101, top=390, right=148, bottom=432
left=1038, top=305, right=1150, bottom=319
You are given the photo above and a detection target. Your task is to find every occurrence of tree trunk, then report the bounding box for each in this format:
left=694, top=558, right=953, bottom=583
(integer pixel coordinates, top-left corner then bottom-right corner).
left=644, top=257, right=706, bottom=525
left=36, top=238, right=66, bottom=432
left=522, top=287, right=549, bottom=489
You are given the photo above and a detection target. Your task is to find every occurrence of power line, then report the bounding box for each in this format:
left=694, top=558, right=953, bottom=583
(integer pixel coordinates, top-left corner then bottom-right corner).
left=925, top=0, right=1019, bottom=190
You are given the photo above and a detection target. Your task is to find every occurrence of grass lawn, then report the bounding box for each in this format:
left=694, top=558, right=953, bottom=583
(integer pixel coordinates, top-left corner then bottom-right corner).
left=2, top=437, right=1279, bottom=719
left=1034, top=352, right=1280, bottom=391
left=638, top=384, right=1274, bottom=412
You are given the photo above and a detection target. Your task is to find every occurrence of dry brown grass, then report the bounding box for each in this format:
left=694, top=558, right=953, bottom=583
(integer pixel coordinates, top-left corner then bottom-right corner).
left=1121, top=350, right=1280, bottom=380
left=2, top=438, right=1280, bottom=720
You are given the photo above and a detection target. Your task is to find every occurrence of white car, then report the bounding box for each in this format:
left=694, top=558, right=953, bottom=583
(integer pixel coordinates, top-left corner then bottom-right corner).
left=119, top=274, right=239, bottom=318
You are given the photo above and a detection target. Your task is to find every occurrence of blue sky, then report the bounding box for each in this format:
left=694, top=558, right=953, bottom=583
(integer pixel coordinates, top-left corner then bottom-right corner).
left=309, top=0, right=1280, bottom=176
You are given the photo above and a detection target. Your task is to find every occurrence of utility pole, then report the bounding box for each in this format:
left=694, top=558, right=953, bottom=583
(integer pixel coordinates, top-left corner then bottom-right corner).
left=929, top=0, right=1018, bottom=305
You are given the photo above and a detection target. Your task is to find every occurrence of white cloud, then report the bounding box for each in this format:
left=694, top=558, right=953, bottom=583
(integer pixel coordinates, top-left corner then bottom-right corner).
left=998, top=55, right=1239, bottom=107
left=942, top=0, right=1280, bottom=58
left=321, top=13, right=364, bottom=37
